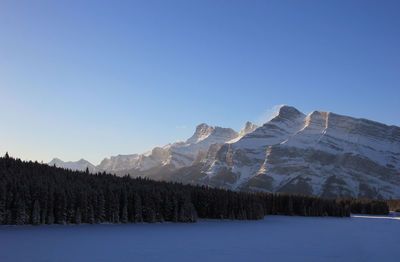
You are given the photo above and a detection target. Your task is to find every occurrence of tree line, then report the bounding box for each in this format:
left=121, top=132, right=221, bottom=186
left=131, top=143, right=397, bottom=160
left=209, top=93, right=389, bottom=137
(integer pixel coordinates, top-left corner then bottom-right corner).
left=336, top=198, right=389, bottom=215
left=386, top=199, right=400, bottom=212
left=2, top=154, right=383, bottom=225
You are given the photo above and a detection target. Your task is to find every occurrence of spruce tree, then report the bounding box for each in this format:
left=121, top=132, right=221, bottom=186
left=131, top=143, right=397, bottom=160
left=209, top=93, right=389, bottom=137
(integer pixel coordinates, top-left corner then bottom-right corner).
left=32, top=200, right=41, bottom=225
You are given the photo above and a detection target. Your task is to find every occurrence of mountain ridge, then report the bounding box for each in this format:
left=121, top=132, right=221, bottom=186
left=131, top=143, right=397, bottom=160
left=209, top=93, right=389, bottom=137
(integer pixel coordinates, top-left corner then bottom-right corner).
left=48, top=106, right=400, bottom=198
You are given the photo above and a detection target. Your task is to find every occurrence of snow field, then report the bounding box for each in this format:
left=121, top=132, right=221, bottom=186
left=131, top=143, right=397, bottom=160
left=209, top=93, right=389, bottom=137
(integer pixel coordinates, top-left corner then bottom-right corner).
left=0, top=215, right=398, bottom=262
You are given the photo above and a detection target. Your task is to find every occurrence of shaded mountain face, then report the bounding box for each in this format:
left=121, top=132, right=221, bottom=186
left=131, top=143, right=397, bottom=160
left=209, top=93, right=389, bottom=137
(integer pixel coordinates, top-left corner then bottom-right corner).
left=48, top=106, right=400, bottom=199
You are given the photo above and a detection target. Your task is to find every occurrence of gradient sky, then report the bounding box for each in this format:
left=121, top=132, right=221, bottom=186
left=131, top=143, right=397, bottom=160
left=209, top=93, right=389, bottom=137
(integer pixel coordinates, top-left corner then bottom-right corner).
left=1, top=0, right=399, bottom=164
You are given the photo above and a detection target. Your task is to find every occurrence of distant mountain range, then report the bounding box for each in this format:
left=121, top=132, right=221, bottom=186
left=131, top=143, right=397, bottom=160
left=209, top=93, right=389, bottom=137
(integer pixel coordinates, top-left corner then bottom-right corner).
left=50, top=121, right=258, bottom=173
left=48, top=158, right=97, bottom=173
left=49, top=106, right=400, bottom=199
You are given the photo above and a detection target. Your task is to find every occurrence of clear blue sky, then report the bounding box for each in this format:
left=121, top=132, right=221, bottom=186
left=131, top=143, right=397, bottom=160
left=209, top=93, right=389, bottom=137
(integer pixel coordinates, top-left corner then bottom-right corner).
left=1, top=0, right=399, bottom=164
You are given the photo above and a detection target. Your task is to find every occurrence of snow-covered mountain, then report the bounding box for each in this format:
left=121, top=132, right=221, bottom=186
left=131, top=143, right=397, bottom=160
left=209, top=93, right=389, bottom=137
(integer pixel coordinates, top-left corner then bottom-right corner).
left=48, top=106, right=400, bottom=199
left=49, top=122, right=255, bottom=174
left=48, top=158, right=97, bottom=173
left=98, top=123, right=246, bottom=174
left=165, top=106, right=400, bottom=199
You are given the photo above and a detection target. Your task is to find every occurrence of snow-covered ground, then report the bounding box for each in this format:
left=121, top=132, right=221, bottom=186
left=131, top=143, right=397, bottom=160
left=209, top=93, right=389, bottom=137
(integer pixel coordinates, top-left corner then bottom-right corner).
left=0, top=215, right=399, bottom=262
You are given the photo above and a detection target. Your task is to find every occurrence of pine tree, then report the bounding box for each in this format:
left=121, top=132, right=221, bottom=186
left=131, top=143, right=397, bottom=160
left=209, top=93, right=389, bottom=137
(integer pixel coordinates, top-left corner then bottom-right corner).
left=14, top=197, right=27, bottom=225
left=120, top=189, right=128, bottom=223
left=133, top=193, right=143, bottom=222
left=96, top=193, right=106, bottom=223
left=32, top=200, right=41, bottom=225
left=75, top=207, right=82, bottom=224
left=0, top=183, right=6, bottom=224
left=121, top=204, right=128, bottom=223
left=55, top=192, right=67, bottom=224
left=88, top=204, right=95, bottom=224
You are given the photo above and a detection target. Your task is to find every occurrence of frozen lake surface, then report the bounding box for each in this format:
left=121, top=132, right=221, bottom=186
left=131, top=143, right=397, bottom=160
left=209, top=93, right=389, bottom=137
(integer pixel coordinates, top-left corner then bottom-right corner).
left=1, top=215, right=399, bottom=262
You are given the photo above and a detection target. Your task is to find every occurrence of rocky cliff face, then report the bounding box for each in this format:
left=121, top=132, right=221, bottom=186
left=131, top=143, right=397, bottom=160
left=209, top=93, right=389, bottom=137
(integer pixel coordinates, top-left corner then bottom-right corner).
left=180, top=106, right=400, bottom=199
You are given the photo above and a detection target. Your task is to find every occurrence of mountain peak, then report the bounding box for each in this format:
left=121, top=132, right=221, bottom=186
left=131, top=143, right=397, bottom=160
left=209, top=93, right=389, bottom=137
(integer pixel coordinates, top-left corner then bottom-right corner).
left=50, top=157, right=62, bottom=162
left=240, top=121, right=259, bottom=136
left=270, top=105, right=305, bottom=123
left=196, top=123, right=210, bottom=129
left=186, top=123, right=214, bottom=144
left=227, top=121, right=259, bottom=143
left=279, top=105, right=302, bottom=115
